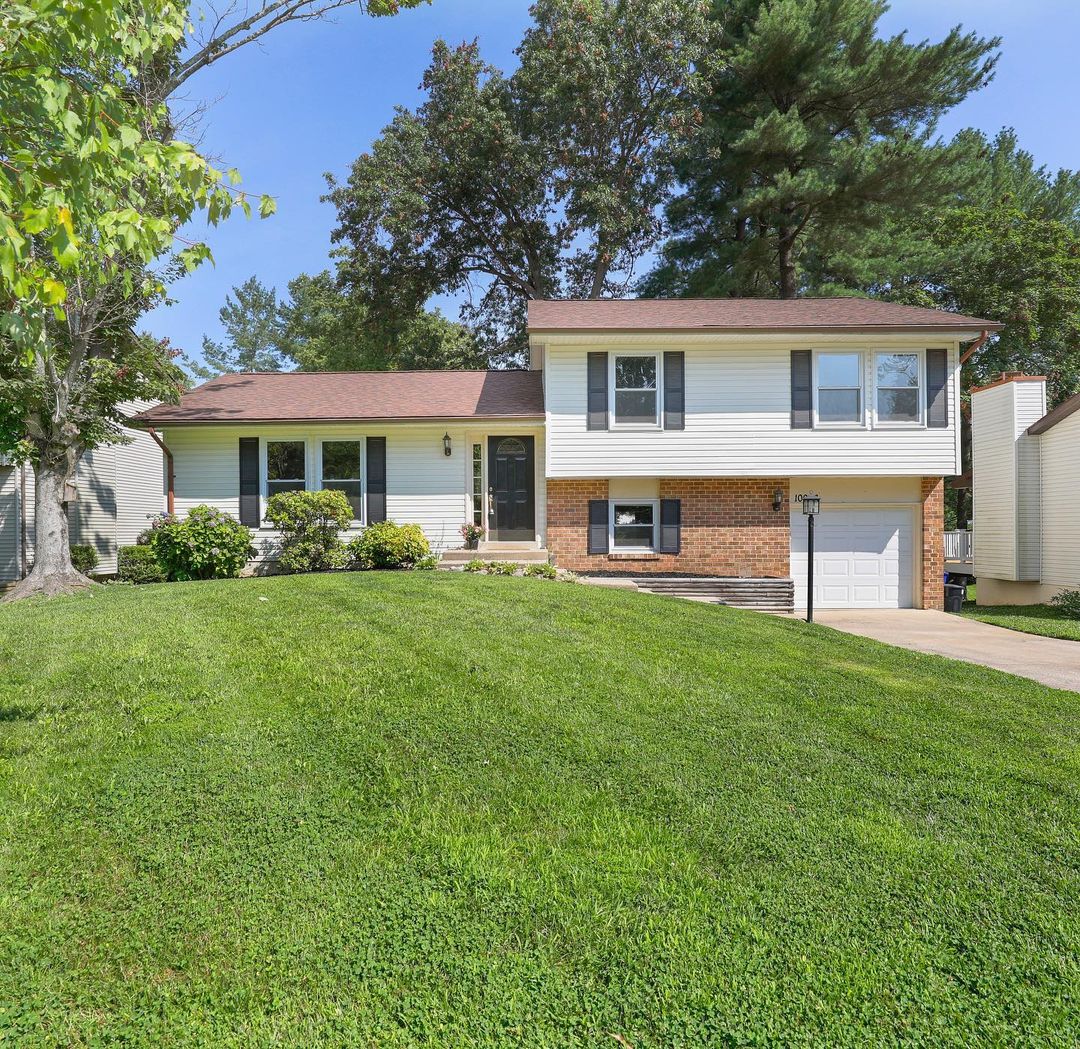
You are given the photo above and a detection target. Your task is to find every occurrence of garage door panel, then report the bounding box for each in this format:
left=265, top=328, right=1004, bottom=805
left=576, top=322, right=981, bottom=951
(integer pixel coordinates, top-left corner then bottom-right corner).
left=791, top=507, right=914, bottom=609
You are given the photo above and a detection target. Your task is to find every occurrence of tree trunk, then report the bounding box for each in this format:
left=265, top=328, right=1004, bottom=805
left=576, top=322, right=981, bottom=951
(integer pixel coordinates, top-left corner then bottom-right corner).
left=2, top=453, right=93, bottom=602
left=778, top=229, right=797, bottom=299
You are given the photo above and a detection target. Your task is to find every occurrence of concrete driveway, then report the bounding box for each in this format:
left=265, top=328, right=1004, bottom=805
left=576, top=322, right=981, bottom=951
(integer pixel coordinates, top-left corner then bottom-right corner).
left=813, top=609, right=1080, bottom=693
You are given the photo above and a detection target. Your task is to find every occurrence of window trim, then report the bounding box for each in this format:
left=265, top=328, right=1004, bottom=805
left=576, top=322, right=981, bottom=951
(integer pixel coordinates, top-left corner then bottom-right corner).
left=263, top=438, right=308, bottom=509
left=318, top=438, right=365, bottom=526
left=608, top=498, right=659, bottom=553
left=812, top=350, right=866, bottom=429
left=609, top=351, right=662, bottom=430
left=872, top=349, right=925, bottom=429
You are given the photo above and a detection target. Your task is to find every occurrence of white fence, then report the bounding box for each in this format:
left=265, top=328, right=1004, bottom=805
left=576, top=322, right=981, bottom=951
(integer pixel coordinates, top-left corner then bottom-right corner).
left=944, top=529, right=973, bottom=563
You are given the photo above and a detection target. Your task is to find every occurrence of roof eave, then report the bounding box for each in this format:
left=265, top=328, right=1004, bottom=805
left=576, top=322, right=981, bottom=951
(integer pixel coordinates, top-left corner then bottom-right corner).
left=130, top=413, right=547, bottom=427
left=528, top=323, right=1003, bottom=336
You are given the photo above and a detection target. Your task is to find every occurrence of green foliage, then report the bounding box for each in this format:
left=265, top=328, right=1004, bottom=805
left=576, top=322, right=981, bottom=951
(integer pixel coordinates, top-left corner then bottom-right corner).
left=118, top=545, right=167, bottom=584
left=184, top=276, right=288, bottom=380
left=264, top=489, right=353, bottom=573
left=523, top=562, right=557, bottom=579
left=0, top=574, right=1076, bottom=1042
left=1050, top=589, right=1080, bottom=620
left=411, top=554, right=440, bottom=571
left=462, top=558, right=486, bottom=573
left=643, top=0, right=999, bottom=298
left=329, top=0, right=713, bottom=359
left=69, top=545, right=99, bottom=576
left=147, top=507, right=253, bottom=581
left=486, top=561, right=518, bottom=576
left=347, top=521, right=430, bottom=570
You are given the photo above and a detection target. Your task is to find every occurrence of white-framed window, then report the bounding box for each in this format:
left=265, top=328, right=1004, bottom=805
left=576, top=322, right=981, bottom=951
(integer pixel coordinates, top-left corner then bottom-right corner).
left=874, top=351, right=922, bottom=425
left=610, top=353, right=661, bottom=427
left=266, top=440, right=306, bottom=500
left=320, top=439, right=364, bottom=522
left=814, top=351, right=864, bottom=426
left=610, top=500, right=658, bottom=552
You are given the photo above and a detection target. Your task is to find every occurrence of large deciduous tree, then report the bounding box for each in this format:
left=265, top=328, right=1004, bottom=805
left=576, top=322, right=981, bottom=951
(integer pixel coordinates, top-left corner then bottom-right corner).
left=0, top=0, right=425, bottom=600
left=329, top=0, right=714, bottom=363
left=642, top=0, right=999, bottom=299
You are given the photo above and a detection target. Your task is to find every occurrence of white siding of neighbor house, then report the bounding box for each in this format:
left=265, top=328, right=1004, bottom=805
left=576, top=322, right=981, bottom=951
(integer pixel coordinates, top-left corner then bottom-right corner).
left=0, top=467, right=19, bottom=583
left=67, top=400, right=164, bottom=574
left=972, top=380, right=1046, bottom=582
left=1039, top=406, right=1080, bottom=589
left=162, top=421, right=546, bottom=559
left=542, top=333, right=963, bottom=478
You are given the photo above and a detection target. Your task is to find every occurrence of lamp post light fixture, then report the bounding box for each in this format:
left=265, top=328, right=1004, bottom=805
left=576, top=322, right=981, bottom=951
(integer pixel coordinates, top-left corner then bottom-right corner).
left=442, top=432, right=452, bottom=457
left=797, top=493, right=821, bottom=623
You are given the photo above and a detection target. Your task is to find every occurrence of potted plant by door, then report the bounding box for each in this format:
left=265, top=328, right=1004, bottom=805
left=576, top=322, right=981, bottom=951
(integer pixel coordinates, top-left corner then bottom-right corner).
left=460, top=522, right=483, bottom=550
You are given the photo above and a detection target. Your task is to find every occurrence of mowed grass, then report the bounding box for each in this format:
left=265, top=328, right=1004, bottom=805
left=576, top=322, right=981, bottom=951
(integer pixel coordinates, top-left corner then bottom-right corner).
left=0, top=574, right=1078, bottom=1047
left=961, top=600, right=1080, bottom=642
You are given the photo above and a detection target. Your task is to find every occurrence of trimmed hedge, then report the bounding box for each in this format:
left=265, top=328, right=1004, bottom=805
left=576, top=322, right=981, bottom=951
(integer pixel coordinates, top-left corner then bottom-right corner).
left=347, top=521, right=430, bottom=570
left=118, top=545, right=166, bottom=584
left=70, top=545, right=99, bottom=576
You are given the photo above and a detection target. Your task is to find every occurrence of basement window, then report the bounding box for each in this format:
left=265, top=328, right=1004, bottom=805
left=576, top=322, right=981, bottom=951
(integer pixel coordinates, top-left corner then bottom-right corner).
left=610, top=501, right=657, bottom=552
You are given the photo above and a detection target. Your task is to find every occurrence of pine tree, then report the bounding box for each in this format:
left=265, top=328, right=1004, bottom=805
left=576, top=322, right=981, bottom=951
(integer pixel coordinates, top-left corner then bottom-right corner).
left=187, top=276, right=288, bottom=379
left=642, top=0, right=999, bottom=299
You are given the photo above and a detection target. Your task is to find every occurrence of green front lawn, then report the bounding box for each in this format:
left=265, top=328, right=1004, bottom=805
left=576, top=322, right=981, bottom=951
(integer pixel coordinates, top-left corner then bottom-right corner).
left=961, top=598, right=1080, bottom=642
left=1, top=574, right=1078, bottom=1046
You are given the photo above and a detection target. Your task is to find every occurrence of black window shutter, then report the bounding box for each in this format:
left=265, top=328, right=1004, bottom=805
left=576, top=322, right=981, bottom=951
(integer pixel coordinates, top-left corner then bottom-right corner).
left=659, top=498, right=681, bottom=554
left=587, top=499, right=609, bottom=554
left=587, top=352, right=608, bottom=430
left=663, top=352, right=685, bottom=430
left=238, top=437, right=260, bottom=527
left=926, top=349, right=948, bottom=428
left=366, top=437, right=387, bottom=524
left=790, top=350, right=812, bottom=429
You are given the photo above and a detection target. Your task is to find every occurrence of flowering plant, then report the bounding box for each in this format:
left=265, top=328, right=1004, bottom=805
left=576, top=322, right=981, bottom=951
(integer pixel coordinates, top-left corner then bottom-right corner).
left=459, top=521, right=484, bottom=545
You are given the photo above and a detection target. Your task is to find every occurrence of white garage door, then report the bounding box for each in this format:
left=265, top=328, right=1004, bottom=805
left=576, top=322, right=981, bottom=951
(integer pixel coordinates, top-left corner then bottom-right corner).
left=790, top=507, right=914, bottom=609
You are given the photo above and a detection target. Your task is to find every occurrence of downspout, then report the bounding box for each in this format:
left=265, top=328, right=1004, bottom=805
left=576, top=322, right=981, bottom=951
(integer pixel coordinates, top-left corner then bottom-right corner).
left=960, top=329, right=991, bottom=365
left=146, top=427, right=175, bottom=515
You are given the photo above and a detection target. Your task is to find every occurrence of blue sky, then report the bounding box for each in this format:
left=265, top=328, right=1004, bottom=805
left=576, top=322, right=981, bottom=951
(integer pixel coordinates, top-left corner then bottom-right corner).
left=146, top=0, right=1080, bottom=364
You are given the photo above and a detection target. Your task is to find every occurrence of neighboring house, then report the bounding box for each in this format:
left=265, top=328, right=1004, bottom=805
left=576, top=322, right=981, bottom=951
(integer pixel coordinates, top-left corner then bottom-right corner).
left=133, top=299, right=1001, bottom=611
left=971, top=374, right=1080, bottom=604
left=0, top=402, right=165, bottom=585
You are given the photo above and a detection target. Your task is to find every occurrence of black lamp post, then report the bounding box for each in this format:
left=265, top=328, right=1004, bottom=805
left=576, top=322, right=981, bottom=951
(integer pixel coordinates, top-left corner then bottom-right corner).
left=799, top=493, right=821, bottom=623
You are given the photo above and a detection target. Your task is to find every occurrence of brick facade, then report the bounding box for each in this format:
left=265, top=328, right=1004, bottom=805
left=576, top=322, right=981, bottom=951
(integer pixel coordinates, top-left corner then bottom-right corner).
left=546, top=478, right=791, bottom=576
left=920, top=476, right=945, bottom=610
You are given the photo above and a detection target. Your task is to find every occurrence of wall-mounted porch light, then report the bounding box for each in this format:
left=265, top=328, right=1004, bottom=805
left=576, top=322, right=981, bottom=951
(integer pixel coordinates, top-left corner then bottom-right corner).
left=772, top=488, right=784, bottom=512
left=443, top=432, right=452, bottom=456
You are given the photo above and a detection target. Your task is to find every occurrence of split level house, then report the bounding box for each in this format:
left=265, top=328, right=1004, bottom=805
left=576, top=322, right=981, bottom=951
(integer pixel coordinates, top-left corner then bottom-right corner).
left=125, top=298, right=1001, bottom=613
left=971, top=373, right=1080, bottom=604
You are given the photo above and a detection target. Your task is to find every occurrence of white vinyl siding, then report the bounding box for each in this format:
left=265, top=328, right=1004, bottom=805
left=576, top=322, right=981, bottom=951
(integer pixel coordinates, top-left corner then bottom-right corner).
left=544, top=338, right=961, bottom=477
left=164, top=422, right=546, bottom=559
left=0, top=468, right=18, bottom=583
left=971, top=380, right=1046, bottom=582
left=1039, top=407, right=1080, bottom=588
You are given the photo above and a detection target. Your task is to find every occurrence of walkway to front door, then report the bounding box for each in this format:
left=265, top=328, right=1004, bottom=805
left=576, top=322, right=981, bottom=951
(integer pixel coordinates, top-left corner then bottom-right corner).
left=487, top=435, right=535, bottom=542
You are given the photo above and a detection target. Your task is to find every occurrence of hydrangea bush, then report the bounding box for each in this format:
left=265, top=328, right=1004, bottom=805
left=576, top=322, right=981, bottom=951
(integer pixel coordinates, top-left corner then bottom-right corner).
left=147, top=507, right=254, bottom=581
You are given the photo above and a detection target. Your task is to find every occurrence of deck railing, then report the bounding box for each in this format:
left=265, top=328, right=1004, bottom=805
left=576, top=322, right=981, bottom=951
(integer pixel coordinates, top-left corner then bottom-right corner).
left=944, top=529, right=973, bottom=563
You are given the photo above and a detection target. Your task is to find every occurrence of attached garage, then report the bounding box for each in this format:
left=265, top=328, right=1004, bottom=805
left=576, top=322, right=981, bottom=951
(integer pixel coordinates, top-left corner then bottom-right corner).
left=791, top=506, right=915, bottom=609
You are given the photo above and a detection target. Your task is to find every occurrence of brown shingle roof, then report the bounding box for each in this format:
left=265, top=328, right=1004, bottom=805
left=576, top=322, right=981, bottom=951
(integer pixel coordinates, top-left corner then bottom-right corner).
left=527, top=298, right=1002, bottom=333
left=133, top=370, right=545, bottom=425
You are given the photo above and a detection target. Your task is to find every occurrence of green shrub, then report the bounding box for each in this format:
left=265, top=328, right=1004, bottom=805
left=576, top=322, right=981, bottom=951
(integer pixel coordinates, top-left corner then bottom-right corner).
left=148, top=506, right=254, bottom=581
left=412, top=554, right=439, bottom=571
left=348, top=521, right=430, bottom=570
left=70, top=544, right=99, bottom=576
left=463, top=558, right=486, bottom=573
left=118, top=545, right=167, bottom=584
left=486, top=561, right=518, bottom=576
left=265, top=489, right=352, bottom=573
left=523, top=562, right=557, bottom=579
left=1050, top=588, right=1080, bottom=619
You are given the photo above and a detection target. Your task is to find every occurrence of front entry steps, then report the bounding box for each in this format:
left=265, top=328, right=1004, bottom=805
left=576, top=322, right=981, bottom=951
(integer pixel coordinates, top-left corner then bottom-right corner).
left=439, top=545, right=551, bottom=569
left=632, top=577, right=795, bottom=613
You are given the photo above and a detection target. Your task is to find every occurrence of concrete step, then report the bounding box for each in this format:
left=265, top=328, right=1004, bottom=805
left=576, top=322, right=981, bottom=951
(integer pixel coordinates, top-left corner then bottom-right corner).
left=440, top=548, right=550, bottom=565
left=633, top=577, right=795, bottom=613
